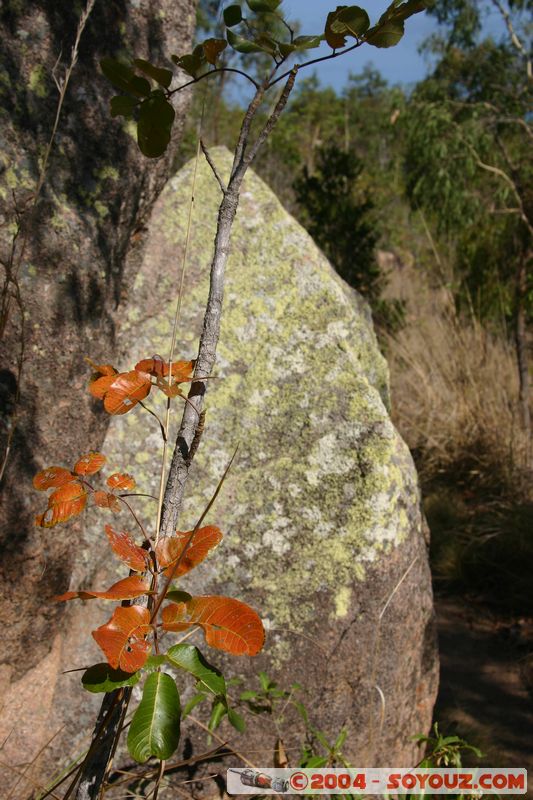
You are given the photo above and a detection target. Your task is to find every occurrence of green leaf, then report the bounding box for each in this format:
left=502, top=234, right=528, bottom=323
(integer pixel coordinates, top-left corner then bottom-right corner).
left=335, top=6, right=370, bottom=35
left=313, top=728, right=332, bottom=751
left=303, top=755, right=328, bottom=768
left=166, top=644, right=226, bottom=696
left=133, top=58, right=173, bottom=89
left=182, top=692, right=207, bottom=717
left=137, top=91, right=175, bottom=158
left=226, top=28, right=271, bottom=53
left=171, top=45, right=206, bottom=79
left=259, top=671, right=272, bottom=692
left=166, top=588, right=193, bottom=604
left=399, top=0, right=428, bottom=19
left=110, top=95, right=138, bottom=118
left=254, top=33, right=278, bottom=54
left=246, top=0, right=282, bottom=11
left=227, top=706, right=246, bottom=733
left=81, top=663, right=142, bottom=693
left=334, top=728, right=348, bottom=751
left=365, top=20, right=405, bottom=47
left=171, top=54, right=199, bottom=79
left=101, top=58, right=133, bottom=92
left=100, top=58, right=151, bottom=98
left=223, top=4, right=243, bottom=26
left=292, top=699, right=308, bottom=723
left=239, top=689, right=259, bottom=700
left=292, top=35, right=323, bottom=50
left=325, top=7, right=348, bottom=48
left=143, top=654, right=166, bottom=673
left=127, top=672, right=181, bottom=763
left=202, top=38, right=228, bottom=65
left=208, top=698, right=227, bottom=731
left=388, top=0, right=428, bottom=22
left=278, top=42, right=296, bottom=56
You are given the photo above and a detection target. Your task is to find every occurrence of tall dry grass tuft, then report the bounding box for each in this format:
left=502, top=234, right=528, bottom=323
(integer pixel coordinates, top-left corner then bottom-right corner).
left=381, top=255, right=532, bottom=611
left=383, top=257, right=531, bottom=497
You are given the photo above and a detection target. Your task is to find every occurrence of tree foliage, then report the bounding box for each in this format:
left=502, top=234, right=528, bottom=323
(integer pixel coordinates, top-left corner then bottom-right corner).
left=403, top=19, right=532, bottom=322
left=294, top=145, right=380, bottom=299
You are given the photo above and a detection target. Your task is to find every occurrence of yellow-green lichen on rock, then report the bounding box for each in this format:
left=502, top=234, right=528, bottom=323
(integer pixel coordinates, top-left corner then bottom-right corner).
left=104, top=148, right=437, bottom=763
left=110, top=148, right=414, bottom=615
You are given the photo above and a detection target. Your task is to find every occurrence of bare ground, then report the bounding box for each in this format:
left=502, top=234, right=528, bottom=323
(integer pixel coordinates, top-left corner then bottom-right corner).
left=435, top=596, right=533, bottom=793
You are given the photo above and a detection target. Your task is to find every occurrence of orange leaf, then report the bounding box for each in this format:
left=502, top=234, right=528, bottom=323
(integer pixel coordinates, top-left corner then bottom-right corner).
left=134, top=355, right=167, bottom=378
left=170, top=360, right=195, bottom=381
left=33, top=466, right=75, bottom=491
left=135, top=357, right=195, bottom=381
left=161, top=602, right=189, bottom=632
left=73, top=451, right=107, bottom=476
left=155, top=377, right=184, bottom=398
left=156, top=526, right=223, bottom=577
left=35, top=481, right=87, bottom=527
left=93, top=490, right=121, bottom=512
left=54, top=575, right=150, bottom=602
left=105, top=524, right=149, bottom=572
left=85, top=357, right=118, bottom=377
left=92, top=605, right=152, bottom=672
left=162, top=596, right=265, bottom=656
left=89, top=373, right=117, bottom=399
left=103, top=371, right=151, bottom=415
left=106, top=472, right=136, bottom=491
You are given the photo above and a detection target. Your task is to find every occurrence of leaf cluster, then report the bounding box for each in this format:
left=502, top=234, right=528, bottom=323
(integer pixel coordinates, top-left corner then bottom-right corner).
left=33, top=358, right=265, bottom=765
left=100, top=1, right=430, bottom=158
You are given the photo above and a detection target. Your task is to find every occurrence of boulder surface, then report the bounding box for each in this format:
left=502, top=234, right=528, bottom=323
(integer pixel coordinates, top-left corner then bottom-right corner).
left=101, top=147, right=439, bottom=770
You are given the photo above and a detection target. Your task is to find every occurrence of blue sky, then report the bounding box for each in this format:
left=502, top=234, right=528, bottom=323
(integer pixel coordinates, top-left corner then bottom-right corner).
left=278, top=1, right=505, bottom=90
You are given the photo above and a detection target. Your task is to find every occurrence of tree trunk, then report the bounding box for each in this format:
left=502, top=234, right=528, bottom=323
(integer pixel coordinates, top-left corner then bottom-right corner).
left=0, top=0, right=196, bottom=787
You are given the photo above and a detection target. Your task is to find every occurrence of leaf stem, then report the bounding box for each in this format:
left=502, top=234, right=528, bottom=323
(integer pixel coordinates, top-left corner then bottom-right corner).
left=118, top=496, right=150, bottom=541
left=267, top=41, right=363, bottom=88
left=168, top=66, right=260, bottom=96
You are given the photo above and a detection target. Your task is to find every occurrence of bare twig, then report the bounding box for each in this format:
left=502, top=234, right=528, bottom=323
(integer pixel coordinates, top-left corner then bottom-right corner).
left=365, top=557, right=419, bottom=758
left=169, top=66, right=261, bottom=95
left=6, top=725, right=65, bottom=800
left=160, top=70, right=297, bottom=539
left=267, top=41, right=363, bottom=89
left=188, top=716, right=257, bottom=769
left=154, top=99, right=206, bottom=548
left=201, top=140, right=227, bottom=194
left=71, top=690, right=131, bottom=800
left=0, top=759, right=63, bottom=800
left=490, top=0, right=532, bottom=79
left=151, top=758, right=165, bottom=800
left=73, top=68, right=298, bottom=797
left=106, top=743, right=226, bottom=789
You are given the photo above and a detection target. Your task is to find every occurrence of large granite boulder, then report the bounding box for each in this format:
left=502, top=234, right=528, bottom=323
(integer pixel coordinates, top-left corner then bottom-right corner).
left=7, top=147, right=437, bottom=792
left=101, top=147, right=439, bottom=770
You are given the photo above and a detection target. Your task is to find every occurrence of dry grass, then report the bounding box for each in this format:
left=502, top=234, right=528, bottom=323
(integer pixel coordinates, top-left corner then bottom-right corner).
left=381, top=257, right=533, bottom=612
left=383, top=260, right=531, bottom=497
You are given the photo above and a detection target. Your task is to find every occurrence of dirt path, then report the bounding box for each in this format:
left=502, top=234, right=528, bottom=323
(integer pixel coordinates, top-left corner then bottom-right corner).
left=435, top=596, right=533, bottom=786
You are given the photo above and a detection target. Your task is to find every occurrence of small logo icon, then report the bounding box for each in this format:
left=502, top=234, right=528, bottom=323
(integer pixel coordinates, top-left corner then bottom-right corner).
left=229, top=768, right=290, bottom=793
left=290, top=771, right=309, bottom=791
